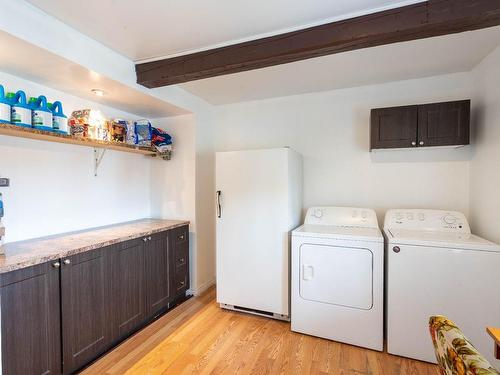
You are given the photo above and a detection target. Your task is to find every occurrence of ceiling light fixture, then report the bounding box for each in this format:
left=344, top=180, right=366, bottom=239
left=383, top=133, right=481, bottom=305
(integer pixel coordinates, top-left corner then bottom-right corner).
left=91, top=89, right=105, bottom=97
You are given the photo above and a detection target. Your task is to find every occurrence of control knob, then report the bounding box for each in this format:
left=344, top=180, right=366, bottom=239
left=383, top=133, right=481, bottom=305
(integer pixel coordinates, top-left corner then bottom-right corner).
left=443, top=215, right=457, bottom=225
left=313, top=209, right=323, bottom=218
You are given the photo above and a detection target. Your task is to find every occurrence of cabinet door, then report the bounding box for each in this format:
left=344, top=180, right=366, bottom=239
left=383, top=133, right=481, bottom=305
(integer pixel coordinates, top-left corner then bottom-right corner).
left=370, top=106, right=418, bottom=149
left=146, top=231, right=171, bottom=318
left=61, top=247, right=110, bottom=374
left=170, top=225, right=190, bottom=299
left=108, top=238, right=147, bottom=340
left=0, top=261, right=61, bottom=375
left=417, top=100, right=470, bottom=147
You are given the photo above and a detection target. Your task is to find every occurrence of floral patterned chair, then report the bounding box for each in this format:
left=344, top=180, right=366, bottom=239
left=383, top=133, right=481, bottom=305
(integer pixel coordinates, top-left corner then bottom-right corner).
left=429, top=315, right=500, bottom=375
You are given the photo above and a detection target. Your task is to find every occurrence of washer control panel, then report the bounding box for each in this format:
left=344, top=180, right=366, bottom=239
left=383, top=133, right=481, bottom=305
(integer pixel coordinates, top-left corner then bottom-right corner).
left=305, top=206, right=379, bottom=228
left=383, top=209, right=470, bottom=233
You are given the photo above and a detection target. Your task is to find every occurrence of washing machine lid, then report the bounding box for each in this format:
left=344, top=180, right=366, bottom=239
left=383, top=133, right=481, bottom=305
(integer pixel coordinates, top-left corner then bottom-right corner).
left=293, top=224, right=383, bottom=243
left=386, top=228, right=500, bottom=252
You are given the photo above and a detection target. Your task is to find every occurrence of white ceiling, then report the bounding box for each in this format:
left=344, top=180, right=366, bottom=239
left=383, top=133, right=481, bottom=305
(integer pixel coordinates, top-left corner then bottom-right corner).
left=26, top=0, right=423, bottom=61
left=0, top=31, right=187, bottom=117
left=21, top=1, right=500, bottom=106
left=180, top=27, right=500, bottom=104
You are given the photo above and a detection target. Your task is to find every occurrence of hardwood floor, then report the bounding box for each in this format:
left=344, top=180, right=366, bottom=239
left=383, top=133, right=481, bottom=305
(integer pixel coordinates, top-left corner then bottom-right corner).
left=80, top=288, right=439, bottom=375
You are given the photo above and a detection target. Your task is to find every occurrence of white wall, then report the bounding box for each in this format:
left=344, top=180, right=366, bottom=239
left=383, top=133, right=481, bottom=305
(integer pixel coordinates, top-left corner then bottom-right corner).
left=0, top=71, right=152, bottom=242
left=469, top=46, right=500, bottom=243
left=150, top=115, right=196, bottom=225
left=150, top=115, right=196, bottom=289
left=194, top=110, right=216, bottom=294
left=215, top=73, right=473, bottom=222
left=150, top=111, right=216, bottom=295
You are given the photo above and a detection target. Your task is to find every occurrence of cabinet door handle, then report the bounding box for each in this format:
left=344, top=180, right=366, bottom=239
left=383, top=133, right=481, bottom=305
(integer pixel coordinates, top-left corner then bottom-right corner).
left=148, top=236, right=152, bottom=240
left=178, top=234, right=185, bottom=240
left=419, top=141, right=424, bottom=146
left=411, top=141, right=416, bottom=146
left=63, top=259, right=71, bottom=265
left=143, top=237, right=148, bottom=242
left=52, top=261, right=61, bottom=268
left=179, top=257, right=185, bottom=263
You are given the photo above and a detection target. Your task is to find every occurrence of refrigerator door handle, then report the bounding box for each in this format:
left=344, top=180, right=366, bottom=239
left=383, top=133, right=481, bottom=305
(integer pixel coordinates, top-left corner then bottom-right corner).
left=216, top=190, right=222, bottom=218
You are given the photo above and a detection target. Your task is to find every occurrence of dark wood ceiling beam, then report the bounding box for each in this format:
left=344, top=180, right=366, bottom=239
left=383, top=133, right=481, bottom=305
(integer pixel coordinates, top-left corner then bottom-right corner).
left=136, top=0, right=500, bottom=88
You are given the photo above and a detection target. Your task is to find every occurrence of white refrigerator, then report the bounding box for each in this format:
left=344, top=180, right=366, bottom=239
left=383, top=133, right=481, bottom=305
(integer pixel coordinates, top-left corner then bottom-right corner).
left=216, top=148, right=302, bottom=320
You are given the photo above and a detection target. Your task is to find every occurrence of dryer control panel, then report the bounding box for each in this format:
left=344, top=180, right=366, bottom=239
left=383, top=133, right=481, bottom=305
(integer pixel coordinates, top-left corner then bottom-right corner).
left=305, top=206, right=379, bottom=228
left=383, top=209, right=470, bottom=233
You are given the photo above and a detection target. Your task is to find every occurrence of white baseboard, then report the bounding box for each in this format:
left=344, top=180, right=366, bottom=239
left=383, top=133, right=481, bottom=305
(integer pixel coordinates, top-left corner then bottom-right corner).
left=188, top=278, right=216, bottom=296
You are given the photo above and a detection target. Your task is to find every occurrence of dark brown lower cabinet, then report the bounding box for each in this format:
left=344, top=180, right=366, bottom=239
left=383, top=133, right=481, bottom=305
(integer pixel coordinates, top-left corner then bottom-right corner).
left=0, top=261, right=61, bottom=375
left=146, top=231, right=171, bottom=318
left=1, top=225, right=189, bottom=374
left=170, top=225, right=190, bottom=298
left=60, top=247, right=111, bottom=375
left=109, top=238, right=147, bottom=341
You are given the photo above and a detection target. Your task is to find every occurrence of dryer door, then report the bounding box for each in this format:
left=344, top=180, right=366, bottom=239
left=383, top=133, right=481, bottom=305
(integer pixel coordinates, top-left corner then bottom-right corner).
left=299, top=243, right=373, bottom=310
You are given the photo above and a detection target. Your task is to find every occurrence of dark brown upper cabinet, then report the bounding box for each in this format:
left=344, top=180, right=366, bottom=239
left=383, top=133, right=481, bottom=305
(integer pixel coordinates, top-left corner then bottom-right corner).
left=417, top=100, right=470, bottom=147
left=370, top=100, right=470, bottom=150
left=370, top=105, right=418, bottom=149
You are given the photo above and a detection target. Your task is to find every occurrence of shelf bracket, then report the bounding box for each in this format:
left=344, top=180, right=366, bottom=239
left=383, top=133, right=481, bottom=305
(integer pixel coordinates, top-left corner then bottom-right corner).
left=93, top=148, right=106, bottom=177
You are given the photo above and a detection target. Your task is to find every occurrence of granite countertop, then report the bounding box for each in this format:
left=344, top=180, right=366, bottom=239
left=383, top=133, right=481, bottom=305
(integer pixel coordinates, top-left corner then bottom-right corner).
left=0, top=219, right=189, bottom=274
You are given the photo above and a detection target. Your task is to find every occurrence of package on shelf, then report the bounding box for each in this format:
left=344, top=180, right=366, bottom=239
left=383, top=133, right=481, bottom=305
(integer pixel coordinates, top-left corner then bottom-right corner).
left=134, top=119, right=152, bottom=146
left=152, top=127, right=173, bottom=158
left=69, top=109, right=109, bottom=140
left=109, top=119, right=128, bottom=143
left=126, top=121, right=135, bottom=145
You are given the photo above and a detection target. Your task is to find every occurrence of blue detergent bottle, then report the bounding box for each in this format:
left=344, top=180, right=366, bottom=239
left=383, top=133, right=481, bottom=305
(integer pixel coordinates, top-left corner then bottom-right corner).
left=50, top=101, right=68, bottom=133
left=31, top=95, right=53, bottom=131
left=10, top=91, right=32, bottom=128
left=0, top=85, right=11, bottom=124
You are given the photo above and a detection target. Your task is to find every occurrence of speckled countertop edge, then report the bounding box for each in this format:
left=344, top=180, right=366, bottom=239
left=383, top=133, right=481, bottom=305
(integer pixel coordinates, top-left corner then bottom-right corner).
left=0, top=219, right=189, bottom=274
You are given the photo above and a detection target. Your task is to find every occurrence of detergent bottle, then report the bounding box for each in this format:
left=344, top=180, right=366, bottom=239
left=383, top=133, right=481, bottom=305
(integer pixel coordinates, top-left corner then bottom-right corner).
left=10, top=90, right=32, bottom=128
left=32, top=95, right=53, bottom=131
left=51, top=101, right=68, bottom=133
left=0, top=85, right=11, bottom=124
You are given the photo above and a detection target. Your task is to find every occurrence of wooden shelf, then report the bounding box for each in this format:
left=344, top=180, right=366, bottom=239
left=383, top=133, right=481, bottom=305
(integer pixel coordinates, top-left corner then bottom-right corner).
left=0, top=123, right=157, bottom=156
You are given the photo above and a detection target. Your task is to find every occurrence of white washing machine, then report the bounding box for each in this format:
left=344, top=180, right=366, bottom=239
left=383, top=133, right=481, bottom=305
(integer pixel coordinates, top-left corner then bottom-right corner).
left=384, top=209, right=500, bottom=366
left=291, top=207, right=384, bottom=351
